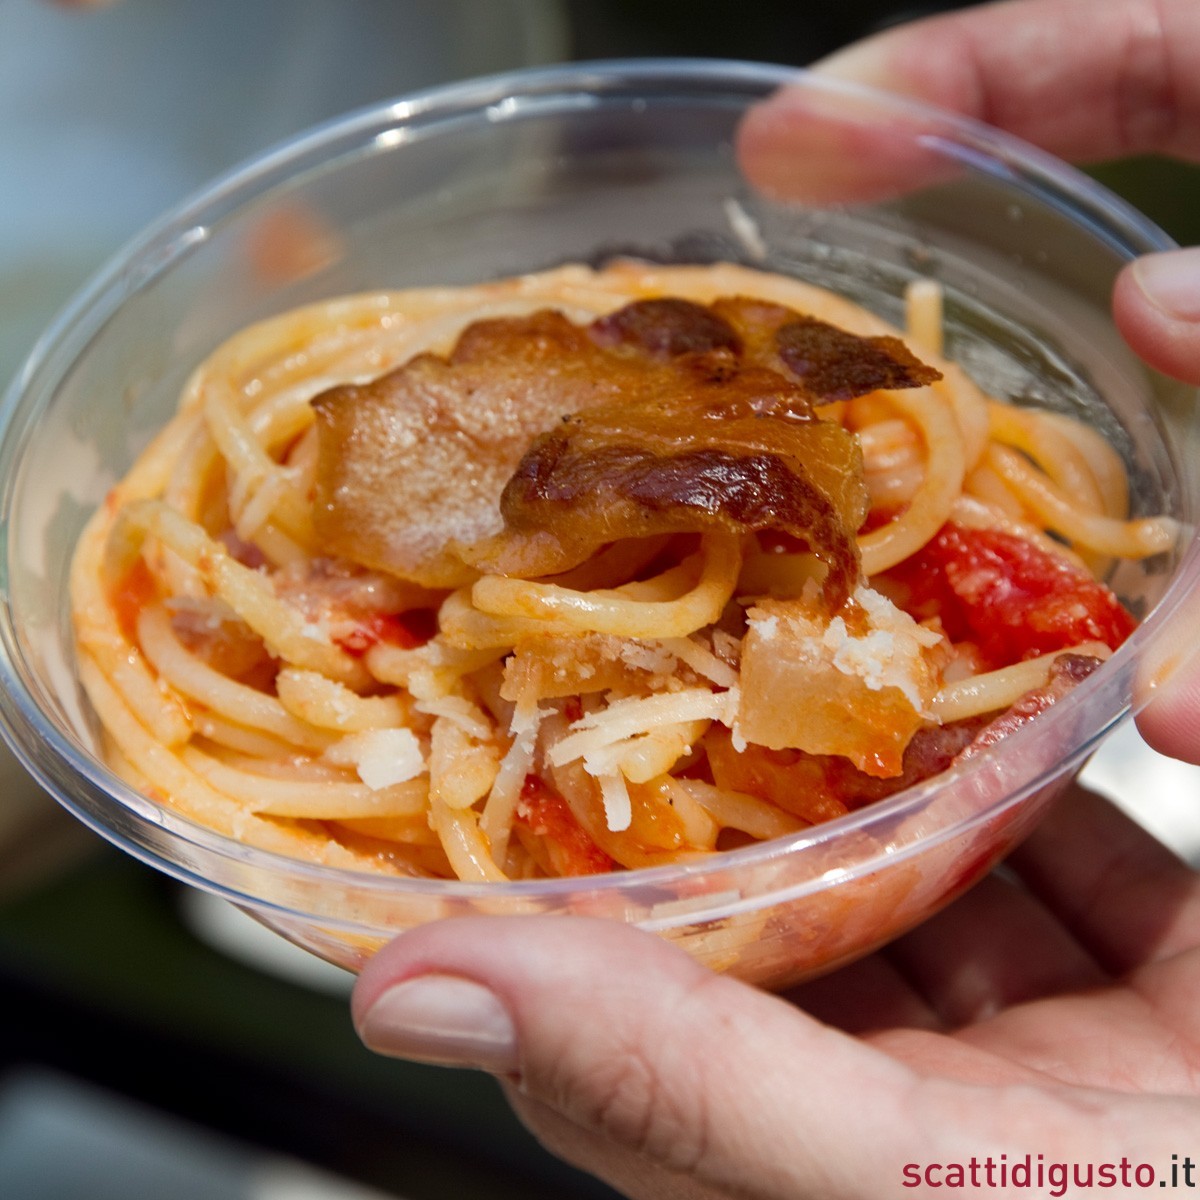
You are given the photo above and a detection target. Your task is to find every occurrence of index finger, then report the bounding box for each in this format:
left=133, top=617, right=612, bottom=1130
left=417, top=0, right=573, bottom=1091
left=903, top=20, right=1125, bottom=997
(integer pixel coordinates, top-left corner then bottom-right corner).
left=819, top=0, right=1200, bottom=162
left=738, top=0, right=1200, bottom=202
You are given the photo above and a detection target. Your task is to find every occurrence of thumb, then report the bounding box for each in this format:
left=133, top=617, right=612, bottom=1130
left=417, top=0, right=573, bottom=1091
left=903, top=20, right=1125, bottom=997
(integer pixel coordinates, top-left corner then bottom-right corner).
left=351, top=915, right=921, bottom=1199
left=1113, top=249, right=1200, bottom=386
left=1113, top=248, right=1200, bottom=765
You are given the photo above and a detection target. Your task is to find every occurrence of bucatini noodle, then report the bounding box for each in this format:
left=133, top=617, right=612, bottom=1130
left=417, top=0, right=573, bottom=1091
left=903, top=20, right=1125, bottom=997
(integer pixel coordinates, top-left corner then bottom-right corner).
left=71, top=262, right=1176, bottom=882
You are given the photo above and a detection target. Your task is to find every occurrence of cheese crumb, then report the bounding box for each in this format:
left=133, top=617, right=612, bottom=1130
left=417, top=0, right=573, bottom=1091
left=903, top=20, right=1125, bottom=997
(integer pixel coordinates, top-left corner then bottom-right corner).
left=594, top=768, right=633, bottom=832
left=327, top=728, right=426, bottom=790
left=738, top=586, right=947, bottom=775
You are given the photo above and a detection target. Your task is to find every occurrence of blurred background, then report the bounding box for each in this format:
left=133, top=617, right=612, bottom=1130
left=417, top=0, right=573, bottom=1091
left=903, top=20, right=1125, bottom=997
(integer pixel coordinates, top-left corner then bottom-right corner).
left=2, top=2, right=1199, bottom=1197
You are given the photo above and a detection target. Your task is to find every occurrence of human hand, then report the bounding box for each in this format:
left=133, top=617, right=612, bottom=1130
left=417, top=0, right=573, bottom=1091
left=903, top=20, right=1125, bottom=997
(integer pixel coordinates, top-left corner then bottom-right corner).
left=351, top=6, right=1200, bottom=1197
left=353, top=782, right=1200, bottom=1199
left=739, top=0, right=1200, bottom=768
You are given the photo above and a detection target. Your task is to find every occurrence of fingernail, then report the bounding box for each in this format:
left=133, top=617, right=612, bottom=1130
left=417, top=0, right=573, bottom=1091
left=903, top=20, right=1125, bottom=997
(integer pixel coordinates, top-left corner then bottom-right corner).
left=1130, top=249, right=1200, bottom=321
left=356, top=974, right=519, bottom=1073
left=811, top=39, right=898, bottom=88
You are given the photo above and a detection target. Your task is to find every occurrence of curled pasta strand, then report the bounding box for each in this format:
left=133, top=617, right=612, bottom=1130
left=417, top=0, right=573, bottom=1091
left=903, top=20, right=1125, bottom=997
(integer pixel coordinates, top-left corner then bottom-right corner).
left=470, top=535, right=743, bottom=640
left=856, top=417, right=919, bottom=470
left=985, top=444, right=1177, bottom=558
left=963, top=460, right=1027, bottom=520
left=192, top=714, right=299, bottom=758
left=203, top=382, right=314, bottom=547
left=932, top=641, right=1112, bottom=723
left=78, top=653, right=407, bottom=872
left=429, top=796, right=509, bottom=882
left=949, top=495, right=1091, bottom=570
left=275, top=668, right=409, bottom=732
left=987, top=402, right=1106, bottom=515
left=70, top=510, right=193, bottom=748
left=107, top=499, right=369, bottom=689
left=78, top=652, right=257, bottom=833
left=864, top=461, right=925, bottom=511
left=933, top=369, right=991, bottom=473
left=1039, top=411, right=1130, bottom=519
left=668, top=778, right=807, bottom=841
left=136, top=605, right=333, bottom=752
left=181, top=745, right=430, bottom=818
left=428, top=715, right=501, bottom=811
left=859, top=387, right=966, bottom=576
left=365, top=636, right=503, bottom=698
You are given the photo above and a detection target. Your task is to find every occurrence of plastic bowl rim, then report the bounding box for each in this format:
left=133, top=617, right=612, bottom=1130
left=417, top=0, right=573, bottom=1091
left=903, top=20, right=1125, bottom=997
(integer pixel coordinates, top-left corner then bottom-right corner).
left=0, top=55, right=1194, bottom=917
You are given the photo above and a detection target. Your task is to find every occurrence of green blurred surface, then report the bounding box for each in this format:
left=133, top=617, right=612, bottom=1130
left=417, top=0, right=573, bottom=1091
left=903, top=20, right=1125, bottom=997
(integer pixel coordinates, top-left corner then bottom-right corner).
left=0, top=842, right=615, bottom=1199
left=1090, top=156, right=1200, bottom=248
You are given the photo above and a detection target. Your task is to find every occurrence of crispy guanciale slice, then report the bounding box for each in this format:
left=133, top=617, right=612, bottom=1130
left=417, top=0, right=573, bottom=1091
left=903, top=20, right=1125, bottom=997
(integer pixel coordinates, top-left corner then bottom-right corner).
left=472, top=362, right=870, bottom=606
left=312, top=311, right=639, bottom=587
left=312, top=293, right=940, bottom=596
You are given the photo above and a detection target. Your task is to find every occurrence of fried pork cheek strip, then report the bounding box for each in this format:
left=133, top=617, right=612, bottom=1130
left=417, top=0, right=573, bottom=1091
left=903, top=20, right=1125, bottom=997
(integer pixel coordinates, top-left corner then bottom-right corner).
left=70, top=262, right=1178, bottom=881
left=310, top=294, right=937, bottom=597
left=471, top=296, right=935, bottom=608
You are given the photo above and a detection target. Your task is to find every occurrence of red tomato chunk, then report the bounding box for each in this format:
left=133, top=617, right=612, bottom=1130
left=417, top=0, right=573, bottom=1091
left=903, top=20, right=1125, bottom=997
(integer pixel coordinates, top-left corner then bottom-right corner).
left=889, top=523, right=1136, bottom=670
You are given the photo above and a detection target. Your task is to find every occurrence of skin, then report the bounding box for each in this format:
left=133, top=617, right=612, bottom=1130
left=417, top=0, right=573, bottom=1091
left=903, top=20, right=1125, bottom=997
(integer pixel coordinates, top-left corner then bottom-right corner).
left=352, top=2, right=1200, bottom=1196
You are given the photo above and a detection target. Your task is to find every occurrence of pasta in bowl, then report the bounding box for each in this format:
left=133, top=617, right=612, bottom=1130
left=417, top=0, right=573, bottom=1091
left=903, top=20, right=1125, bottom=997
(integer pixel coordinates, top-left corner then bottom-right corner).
left=1, top=62, right=1196, bottom=988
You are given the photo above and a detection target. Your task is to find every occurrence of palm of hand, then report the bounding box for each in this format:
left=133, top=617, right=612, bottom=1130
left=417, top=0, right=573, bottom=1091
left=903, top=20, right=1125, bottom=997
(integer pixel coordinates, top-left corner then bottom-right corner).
left=355, top=780, right=1200, bottom=1200
left=790, top=783, right=1200, bottom=1098
left=753, top=777, right=1200, bottom=1200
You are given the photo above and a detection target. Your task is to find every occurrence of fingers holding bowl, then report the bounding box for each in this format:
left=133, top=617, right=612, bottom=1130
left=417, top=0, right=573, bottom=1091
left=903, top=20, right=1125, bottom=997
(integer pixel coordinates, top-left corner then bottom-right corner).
left=353, top=915, right=919, bottom=1200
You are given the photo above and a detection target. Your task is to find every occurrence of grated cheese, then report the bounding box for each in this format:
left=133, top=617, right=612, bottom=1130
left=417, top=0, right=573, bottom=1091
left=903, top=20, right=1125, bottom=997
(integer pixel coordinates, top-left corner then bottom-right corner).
left=658, top=635, right=740, bottom=689
left=594, top=768, right=633, bottom=832
left=547, top=687, right=739, bottom=767
left=326, top=727, right=426, bottom=791
left=413, top=695, right=492, bottom=741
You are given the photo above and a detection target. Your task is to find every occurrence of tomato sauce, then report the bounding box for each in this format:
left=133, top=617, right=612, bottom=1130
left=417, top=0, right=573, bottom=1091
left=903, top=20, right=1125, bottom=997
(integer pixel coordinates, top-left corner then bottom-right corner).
left=888, top=523, right=1136, bottom=670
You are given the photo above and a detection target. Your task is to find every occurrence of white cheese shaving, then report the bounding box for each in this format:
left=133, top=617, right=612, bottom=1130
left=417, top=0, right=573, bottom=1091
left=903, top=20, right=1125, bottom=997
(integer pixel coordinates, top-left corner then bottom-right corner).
left=326, top=728, right=426, bottom=791
left=479, top=705, right=542, bottom=858
left=594, top=768, right=633, bottom=832
left=413, top=695, right=492, bottom=741
left=547, top=687, right=739, bottom=768
left=657, top=635, right=740, bottom=689
left=508, top=693, right=544, bottom=740
left=619, top=640, right=678, bottom=675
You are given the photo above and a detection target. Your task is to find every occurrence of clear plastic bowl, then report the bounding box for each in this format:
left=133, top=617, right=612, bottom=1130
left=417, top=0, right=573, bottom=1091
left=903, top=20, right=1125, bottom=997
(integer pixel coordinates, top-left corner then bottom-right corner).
left=1, top=60, right=1197, bottom=989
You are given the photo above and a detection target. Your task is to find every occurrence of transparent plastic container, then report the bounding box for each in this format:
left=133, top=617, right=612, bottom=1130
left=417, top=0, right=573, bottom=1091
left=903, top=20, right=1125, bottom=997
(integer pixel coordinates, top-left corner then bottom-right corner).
left=1, top=60, right=1197, bottom=989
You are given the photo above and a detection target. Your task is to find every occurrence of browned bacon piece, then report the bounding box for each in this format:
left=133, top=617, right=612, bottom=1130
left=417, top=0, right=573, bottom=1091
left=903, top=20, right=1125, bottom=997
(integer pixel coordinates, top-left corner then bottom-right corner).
left=590, top=297, right=743, bottom=358
left=475, top=365, right=870, bottom=606
left=311, top=293, right=941, bottom=596
left=312, top=311, right=638, bottom=587
left=775, top=314, right=941, bottom=398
